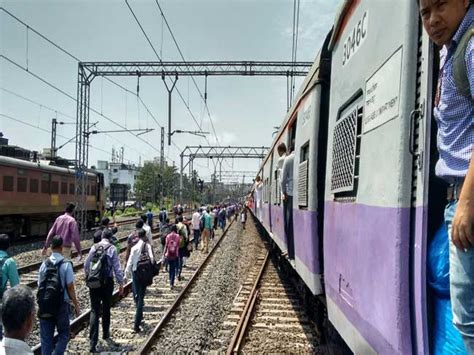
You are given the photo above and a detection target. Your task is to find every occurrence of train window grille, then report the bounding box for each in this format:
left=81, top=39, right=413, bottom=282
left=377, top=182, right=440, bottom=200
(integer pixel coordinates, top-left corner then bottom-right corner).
left=298, top=141, right=310, bottom=208
left=3, top=176, right=14, bottom=192
left=61, top=182, right=68, bottom=195
left=17, top=177, right=27, bottom=192
left=30, top=179, right=39, bottom=193
left=87, top=185, right=90, bottom=196
left=51, top=181, right=59, bottom=194
left=69, top=183, right=75, bottom=195
left=330, top=104, right=363, bottom=198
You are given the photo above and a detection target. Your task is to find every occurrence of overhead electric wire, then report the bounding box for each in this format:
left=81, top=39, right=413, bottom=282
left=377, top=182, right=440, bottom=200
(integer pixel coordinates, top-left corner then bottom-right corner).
left=153, top=0, right=220, bottom=146
left=0, top=87, right=155, bottom=160
left=0, top=112, right=111, bottom=156
left=0, top=54, right=167, bottom=160
left=0, top=7, right=166, bottom=157
left=125, top=0, right=219, bottom=150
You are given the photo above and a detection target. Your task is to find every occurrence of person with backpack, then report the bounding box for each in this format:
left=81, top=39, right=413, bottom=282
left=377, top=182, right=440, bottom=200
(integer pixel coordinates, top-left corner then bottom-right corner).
left=164, top=225, right=180, bottom=290
left=158, top=208, right=167, bottom=228
left=241, top=209, right=247, bottom=230
left=37, top=235, right=80, bottom=355
left=0, top=234, right=20, bottom=339
left=125, top=220, right=144, bottom=264
left=124, top=228, right=154, bottom=333
left=93, top=217, right=118, bottom=244
left=176, top=216, right=188, bottom=280
left=218, top=207, right=227, bottom=231
left=84, top=229, right=124, bottom=352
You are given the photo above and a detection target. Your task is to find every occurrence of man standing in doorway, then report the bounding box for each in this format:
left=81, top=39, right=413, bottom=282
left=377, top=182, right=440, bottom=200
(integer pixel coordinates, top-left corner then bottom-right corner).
left=281, top=143, right=295, bottom=260
left=420, top=0, right=474, bottom=351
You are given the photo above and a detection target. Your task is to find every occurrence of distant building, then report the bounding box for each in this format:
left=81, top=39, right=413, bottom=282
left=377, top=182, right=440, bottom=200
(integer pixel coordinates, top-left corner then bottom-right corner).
left=96, top=160, right=139, bottom=195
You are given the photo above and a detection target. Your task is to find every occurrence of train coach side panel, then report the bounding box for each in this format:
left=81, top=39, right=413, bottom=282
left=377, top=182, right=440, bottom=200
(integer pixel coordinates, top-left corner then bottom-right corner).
left=323, top=0, right=419, bottom=354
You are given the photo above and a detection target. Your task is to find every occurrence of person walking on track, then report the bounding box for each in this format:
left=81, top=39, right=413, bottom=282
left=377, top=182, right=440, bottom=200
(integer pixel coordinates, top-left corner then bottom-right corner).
left=84, top=229, right=124, bottom=353
left=164, top=225, right=180, bottom=290
left=42, top=203, right=81, bottom=260
left=125, top=228, right=154, bottom=333
left=38, top=236, right=80, bottom=355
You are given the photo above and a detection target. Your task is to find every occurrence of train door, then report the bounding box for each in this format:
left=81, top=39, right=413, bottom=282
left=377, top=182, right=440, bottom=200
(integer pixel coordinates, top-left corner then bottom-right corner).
left=323, top=1, right=420, bottom=353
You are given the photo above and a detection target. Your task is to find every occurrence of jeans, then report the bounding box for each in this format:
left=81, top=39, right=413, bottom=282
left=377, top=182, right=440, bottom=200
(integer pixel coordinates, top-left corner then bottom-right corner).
left=133, top=275, right=146, bottom=330
left=447, top=200, right=474, bottom=353
left=177, top=255, right=183, bottom=278
left=39, top=301, right=70, bottom=355
left=89, top=278, right=114, bottom=348
left=283, top=195, right=295, bottom=259
left=193, top=229, right=201, bottom=250
left=168, top=259, right=178, bottom=287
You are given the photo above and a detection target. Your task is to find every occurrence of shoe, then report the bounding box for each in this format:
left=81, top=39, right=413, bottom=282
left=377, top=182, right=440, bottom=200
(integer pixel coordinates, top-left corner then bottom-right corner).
left=133, top=326, right=142, bottom=333
left=90, top=345, right=97, bottom=353
left=170, top=285, right=174, bottom=290
left=178, top=276, right=182, bottom=281
left=281, top=250, right=288, bottom=257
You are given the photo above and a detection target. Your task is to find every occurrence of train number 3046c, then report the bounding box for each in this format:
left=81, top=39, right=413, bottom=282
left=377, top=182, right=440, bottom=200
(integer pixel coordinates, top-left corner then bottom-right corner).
left=342, top=10, right=368, bottom=67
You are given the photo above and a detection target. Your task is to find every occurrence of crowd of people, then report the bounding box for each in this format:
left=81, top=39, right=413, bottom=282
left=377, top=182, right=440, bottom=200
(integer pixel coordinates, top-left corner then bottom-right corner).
left=0, top=200, right=245, bottom=354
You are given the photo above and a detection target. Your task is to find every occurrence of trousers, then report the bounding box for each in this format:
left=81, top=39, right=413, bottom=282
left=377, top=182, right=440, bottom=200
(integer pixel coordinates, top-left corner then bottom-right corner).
left=283, top=195, right=295, bottom=260
left=193, top=229, right=201, bottom=250
left=447, top=199, right=474, bottom=354
left=168, top=259, right=178, bottom=287
left=39, top=301, right=70, bottom=355
left=89, top=278, right=114, bottom=348
left=133, top=276, right=146, bottom=330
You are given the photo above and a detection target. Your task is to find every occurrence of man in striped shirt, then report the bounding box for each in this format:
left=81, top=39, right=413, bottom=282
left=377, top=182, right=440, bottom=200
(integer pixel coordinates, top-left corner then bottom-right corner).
left=420, top=0, right=474, bottom=351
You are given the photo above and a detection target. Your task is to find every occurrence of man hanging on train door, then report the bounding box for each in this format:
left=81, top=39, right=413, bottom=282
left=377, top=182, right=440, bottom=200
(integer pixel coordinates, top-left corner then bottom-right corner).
left=420, top=0, right=474, bottom=351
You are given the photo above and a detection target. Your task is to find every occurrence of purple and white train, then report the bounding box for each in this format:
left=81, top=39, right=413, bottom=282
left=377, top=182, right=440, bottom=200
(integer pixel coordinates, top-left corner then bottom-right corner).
left=249, top=0, right=445, bottom=353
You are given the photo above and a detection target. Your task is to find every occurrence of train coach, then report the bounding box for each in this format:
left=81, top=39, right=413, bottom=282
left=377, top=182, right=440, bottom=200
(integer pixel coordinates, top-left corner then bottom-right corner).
left=250, top=0, right=454, bottom=354
left=0, top=155, right=105, bottom=239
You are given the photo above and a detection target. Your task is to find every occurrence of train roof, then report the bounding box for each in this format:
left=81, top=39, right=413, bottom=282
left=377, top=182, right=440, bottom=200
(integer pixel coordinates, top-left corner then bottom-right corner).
left=0, top=155, right=98, bottom=178
left=257, top=28, right=333, bottom=172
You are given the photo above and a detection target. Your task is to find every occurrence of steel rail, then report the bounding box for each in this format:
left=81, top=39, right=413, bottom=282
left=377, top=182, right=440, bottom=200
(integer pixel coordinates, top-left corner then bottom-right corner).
left=29, top=213, right=195, bottom=354
left=226, top=250, right=270, bottom=355
left=137, top=217, right=237, bottom=354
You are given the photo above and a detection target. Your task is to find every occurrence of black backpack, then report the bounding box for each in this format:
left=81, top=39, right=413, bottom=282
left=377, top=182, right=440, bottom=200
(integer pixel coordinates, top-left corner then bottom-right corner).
left=37, top=259, right=64, bottom=320
left=0, top=256, right=9, bottom=299
left=135, top=243, right=154, bottom=286
left=86, top=244, right=112, bottom=289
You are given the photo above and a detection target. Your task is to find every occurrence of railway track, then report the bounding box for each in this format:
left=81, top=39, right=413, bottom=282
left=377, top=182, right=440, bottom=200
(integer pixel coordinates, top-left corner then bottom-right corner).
left=226, top=251, right=322, bottom=354
left=31, top=218, right=234, bottom=354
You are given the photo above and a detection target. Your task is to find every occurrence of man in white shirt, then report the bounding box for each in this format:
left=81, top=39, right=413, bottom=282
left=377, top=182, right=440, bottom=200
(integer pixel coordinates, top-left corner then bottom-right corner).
left=281, top=144, right=295, bottom=260
left=276, top=142, right=287, bottom=204
left=140, top=215, right=154, bottom=248
left=125, top=231, right=154, bottom=333
left=254, top=176, right=264, bottom=221
left=191, top=208, right=202, bottom=251
left=0, top=285, right=35, bottom=355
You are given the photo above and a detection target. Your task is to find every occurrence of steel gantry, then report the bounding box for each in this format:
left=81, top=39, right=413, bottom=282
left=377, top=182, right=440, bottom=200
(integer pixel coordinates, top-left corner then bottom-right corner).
left=75, top=61, right=310, bottom=236
left=179, top=146, right=269, bottom=203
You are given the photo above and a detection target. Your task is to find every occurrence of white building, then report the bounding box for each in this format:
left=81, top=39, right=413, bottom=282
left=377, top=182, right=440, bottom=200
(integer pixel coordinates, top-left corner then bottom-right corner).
left=96, top=160, right=139, bottom=194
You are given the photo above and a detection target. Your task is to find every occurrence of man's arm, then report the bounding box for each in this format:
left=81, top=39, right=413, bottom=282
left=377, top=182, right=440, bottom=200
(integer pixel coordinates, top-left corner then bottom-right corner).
left=452, top=149, right=474, bottom=249
left=71, top=220, right=81, bottom=255
left=42, top=220, right=57, bottom=254
left=84, top=247, right=94, bottom=274
left=64, top=265, right=80, bottom=316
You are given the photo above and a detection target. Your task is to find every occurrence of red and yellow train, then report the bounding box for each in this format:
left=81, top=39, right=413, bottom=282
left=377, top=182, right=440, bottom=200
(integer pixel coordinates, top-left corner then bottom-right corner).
left=0, top=155, right=105, bottom=239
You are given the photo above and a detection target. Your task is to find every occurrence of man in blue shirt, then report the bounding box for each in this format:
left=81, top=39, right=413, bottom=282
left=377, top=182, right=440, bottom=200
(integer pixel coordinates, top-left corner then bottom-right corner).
left=420, top=0, right=474, bottom=351
left=0, top=234, right=20, bottom=340
left=38, top=235, right=80, bottom=355
left=146, top=208, right=153, bottom=229
left=84, top=229, right=124, bottom=352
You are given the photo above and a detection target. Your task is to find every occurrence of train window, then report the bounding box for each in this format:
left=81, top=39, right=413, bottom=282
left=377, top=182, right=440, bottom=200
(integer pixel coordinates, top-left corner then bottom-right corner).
left=298, top=141, right=310, bottom=208
left=61, top=182, right=67, bottom=194
left=17, top=177, right=27, bottom=192
left=30, top=179, right=39, bottom=193
left=41, top=180, right=50, bottom=194
left=69, top=183, right=75, bottom=195
left=331, top=96, right=363, bottom=201
left=51, top=181, right=59, bottom=194
left=3, top=176, right=14, bottom=192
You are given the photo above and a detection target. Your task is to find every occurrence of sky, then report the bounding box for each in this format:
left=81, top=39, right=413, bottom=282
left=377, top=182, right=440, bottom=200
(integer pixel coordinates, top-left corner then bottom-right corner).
left=0, top=0, right=340, bottom=183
